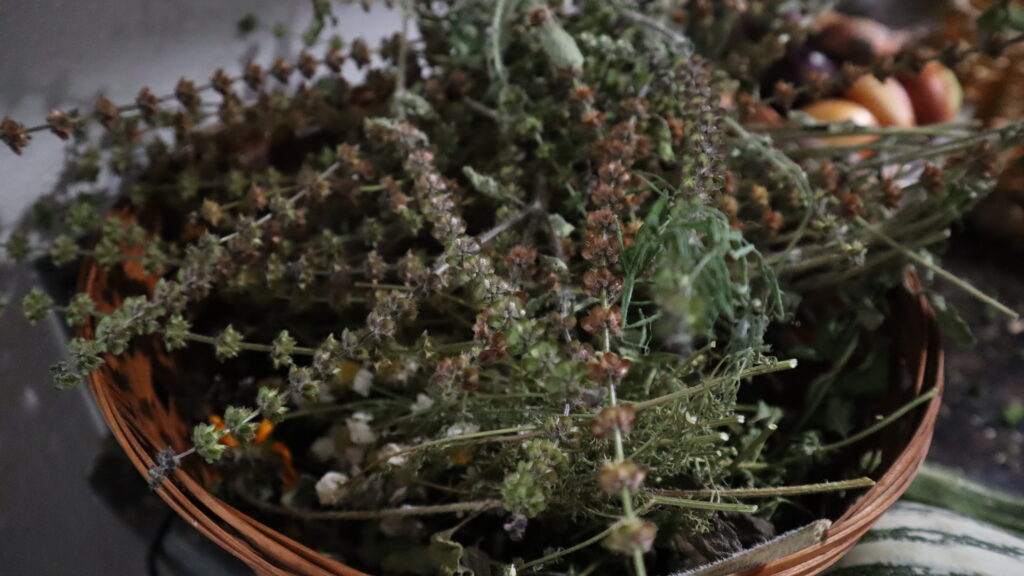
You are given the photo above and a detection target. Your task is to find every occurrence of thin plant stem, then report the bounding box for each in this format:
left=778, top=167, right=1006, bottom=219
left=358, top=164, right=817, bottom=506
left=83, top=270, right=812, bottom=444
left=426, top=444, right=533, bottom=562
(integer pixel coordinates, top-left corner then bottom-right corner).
left=239, top=489, right=501, bottom=520
left=817, top=388, right=938, bottom=454
left=517, top=501, right=657, bottom=572
left=648, top=495, right=758, bottom=514
left=631, top=359, right=798, bottom=412
left=181, top=331, right=317, bottom=356
left=776, top=389, right=939, bottom=466
left=490, top=0, right=516, bottom=94
left=517, top=525, right=614, bottom=571
left=432, top=199, right=541, bottom=276
left=653, top=477, right=874, bottom=499
left=366, top=424, right=535, bottom=469
left=855, top=216, right=1018, bottom=319
left=218, top=161, right=341, bottom=245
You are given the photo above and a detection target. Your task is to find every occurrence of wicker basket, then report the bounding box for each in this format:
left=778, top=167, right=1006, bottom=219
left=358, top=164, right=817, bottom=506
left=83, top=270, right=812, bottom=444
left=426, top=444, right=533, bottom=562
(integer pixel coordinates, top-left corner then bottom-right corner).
left=81, top=246, right=943, bottom=576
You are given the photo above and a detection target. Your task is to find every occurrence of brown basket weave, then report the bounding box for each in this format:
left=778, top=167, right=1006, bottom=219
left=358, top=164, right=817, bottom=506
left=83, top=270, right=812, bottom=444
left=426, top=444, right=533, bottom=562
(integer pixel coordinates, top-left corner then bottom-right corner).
left=81, top=246, right=943, bottom=576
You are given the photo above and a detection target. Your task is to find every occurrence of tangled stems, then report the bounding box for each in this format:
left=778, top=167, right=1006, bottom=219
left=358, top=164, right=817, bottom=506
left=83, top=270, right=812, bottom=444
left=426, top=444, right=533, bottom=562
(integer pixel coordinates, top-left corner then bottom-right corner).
left=855, top=217, right=1018, bottom=318
left=7, top=2, right=1017, bottom=573
left=239, top=489, right=503, bottom=521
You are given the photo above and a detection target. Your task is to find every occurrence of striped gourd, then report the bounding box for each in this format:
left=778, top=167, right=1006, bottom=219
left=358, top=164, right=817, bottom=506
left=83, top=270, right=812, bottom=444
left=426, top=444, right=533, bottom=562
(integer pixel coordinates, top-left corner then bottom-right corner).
left=826, top=502, right=1024, bottom=576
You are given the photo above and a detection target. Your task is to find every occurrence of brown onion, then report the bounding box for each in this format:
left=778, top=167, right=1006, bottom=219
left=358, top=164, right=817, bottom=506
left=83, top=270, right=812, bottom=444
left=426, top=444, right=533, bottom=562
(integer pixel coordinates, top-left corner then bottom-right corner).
left=813, top=12, right=904, bottom=64
left=845, top=74, right=916, bottom=127
left=801, top=99, right=879, bottom=147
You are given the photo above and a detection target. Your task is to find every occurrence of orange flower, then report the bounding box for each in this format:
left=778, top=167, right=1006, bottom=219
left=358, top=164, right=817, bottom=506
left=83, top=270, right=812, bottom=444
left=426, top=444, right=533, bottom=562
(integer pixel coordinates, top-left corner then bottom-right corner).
left=267, top=442, right=298, bottom=490
left=208, top=414, right=276, bottom=447
left=208, top=414, right=239, bottom=448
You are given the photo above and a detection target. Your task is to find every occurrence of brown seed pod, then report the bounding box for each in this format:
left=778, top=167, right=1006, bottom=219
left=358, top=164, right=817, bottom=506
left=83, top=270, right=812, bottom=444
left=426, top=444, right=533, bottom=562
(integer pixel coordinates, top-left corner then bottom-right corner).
left=586, top=352, right=631, bottom=385
left=46, top=110, right=75, bottom=140
left=0, top=116, right=29, bottom=154
left=603, top=518, right=657, bottom=555
left=590, top=404, right=637, bottom=439
left=598, top=460, right=646, bottom=494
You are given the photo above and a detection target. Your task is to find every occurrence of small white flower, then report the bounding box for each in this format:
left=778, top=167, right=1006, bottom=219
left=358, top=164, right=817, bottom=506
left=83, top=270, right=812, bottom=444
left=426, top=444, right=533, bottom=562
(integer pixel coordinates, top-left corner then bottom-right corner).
left=445, top=422, right=480, bottom=437
left=315, top=471, right=349, bottom=506
left=393, top=359, right=420, bottom=383
left=346, top=412, right=377, bottom=445
left=309, top=433, right=337, bottom=462
left=411, top=393, right=434, bottom=414
left=379, top=442, right=409, bottom=467
left=343, top=446, right=366, bottom=475
left=353, top=366, right=373, bottom=397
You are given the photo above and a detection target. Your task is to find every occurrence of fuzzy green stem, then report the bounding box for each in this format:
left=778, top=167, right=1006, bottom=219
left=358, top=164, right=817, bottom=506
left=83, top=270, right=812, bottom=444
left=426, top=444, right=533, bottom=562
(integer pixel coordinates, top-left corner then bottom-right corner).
left=240, top=490, right=501, bottom=520
left=490, top=0, right=515, bottom=91
left=793, top=230, right=950, bottom=291
left=855, top=131, right=998, bottom=172
left=654, top=477, right=874, bottom=499
left=631, top=359, right=798, bottom=412
left=181, top=331, right=317, bottom=356
left=649, top=495, right=758, bottom=513
left=817, top=387, right=938, bottom=454
left=601, top=293, right=646, bottom=576
left=518, top=525, right=615, bottom=571
left=368, top=424, right=535, bottom=469
left=218, top=160, right=341, bottom=245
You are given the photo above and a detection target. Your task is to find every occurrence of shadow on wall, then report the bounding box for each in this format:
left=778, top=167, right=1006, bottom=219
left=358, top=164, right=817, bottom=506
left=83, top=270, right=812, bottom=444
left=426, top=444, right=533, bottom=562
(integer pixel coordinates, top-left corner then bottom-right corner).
left=0, top=2, right=399, bottom=574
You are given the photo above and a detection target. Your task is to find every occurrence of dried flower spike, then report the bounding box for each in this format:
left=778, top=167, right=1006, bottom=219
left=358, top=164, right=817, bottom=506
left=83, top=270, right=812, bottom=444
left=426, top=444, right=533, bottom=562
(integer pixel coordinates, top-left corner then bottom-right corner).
left=94, top=96, right=120, bottom=129
left=243, top=61, right=265, bottom=90
left=211, top=68, right=234, bottom=96
left=175, top=78, right=201, bottom=111
left=136, top=87, right=161, bottom=120
left=598, top=460, right=646, bottom=494
left=46, top=110, right=75, bottom=140
left=590, top=404, right=637, bottom=438
left=1, top=116, right=30, bottom=154
left=603, top=518, right=657, bottom=555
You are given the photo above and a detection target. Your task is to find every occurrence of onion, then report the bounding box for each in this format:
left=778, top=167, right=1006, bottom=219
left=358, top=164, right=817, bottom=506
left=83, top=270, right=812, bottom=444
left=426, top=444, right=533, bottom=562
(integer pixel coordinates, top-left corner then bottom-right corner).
left=898, top=61, right=963, bottom=125
left=845, top=75, right=916, bottom=127
left=813, top=12, right=903, bottom=64
left=801, top=99, right=879, bottom=147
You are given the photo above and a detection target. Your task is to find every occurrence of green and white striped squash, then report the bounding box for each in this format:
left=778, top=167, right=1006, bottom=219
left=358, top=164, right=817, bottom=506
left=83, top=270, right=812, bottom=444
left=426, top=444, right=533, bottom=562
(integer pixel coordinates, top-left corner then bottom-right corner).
left=826, top=502, right=1024, bottom=576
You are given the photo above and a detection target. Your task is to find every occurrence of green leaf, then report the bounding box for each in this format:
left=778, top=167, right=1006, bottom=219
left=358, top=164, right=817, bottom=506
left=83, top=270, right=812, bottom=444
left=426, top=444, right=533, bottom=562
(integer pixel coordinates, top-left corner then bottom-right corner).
left=833, top=345, right=889, bottom=398
left=534, top=9, right=584, bottom=72
left=22, top=288, right=55, bottom=324
left=546, top=213, right=575, bottom=238
left=393, top=90, right=438, bottom=119
left=1004, top=400, right=1024, bottom=427
left=380, top=529, right=472, bottom=575
left=978, top=0, right=1024, bottom=34
left=4, top=232, right=31, bottom=262
left=929, top=293, right=976, bottom=348
left=237, top=14, right=259, bottom=36
left=463, top=166, right=517, bottom=203
left=64, top=294, right=97, bottom=327
left=193, top=423, right=228, bottom=463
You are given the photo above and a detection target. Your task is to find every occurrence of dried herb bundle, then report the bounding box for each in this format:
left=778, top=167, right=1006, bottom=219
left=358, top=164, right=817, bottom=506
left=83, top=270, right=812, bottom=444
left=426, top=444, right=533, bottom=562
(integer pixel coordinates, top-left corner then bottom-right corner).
left=3, top=1, right=1023, bottom=575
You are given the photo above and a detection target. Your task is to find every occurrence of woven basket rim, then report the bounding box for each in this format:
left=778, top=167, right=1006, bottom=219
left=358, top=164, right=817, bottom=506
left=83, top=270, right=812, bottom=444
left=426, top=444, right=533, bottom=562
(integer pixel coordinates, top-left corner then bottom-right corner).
left=83, top=258, right=943, bottom=576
